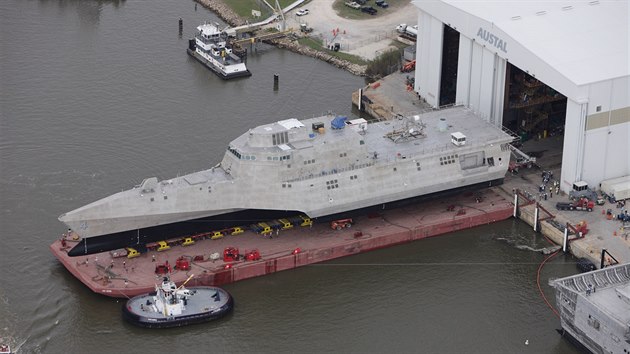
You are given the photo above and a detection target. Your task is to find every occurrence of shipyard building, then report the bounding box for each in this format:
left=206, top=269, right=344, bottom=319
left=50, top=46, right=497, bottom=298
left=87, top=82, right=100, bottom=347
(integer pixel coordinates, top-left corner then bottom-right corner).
left=411, top=0, right=629, bottom=194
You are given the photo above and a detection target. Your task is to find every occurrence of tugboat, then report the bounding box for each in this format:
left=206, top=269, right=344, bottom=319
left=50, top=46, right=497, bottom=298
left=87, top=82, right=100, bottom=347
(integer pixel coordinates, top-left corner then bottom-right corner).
left=187, top=22, right=251, bottom=79
left=122, top=275, right=233, bottom=328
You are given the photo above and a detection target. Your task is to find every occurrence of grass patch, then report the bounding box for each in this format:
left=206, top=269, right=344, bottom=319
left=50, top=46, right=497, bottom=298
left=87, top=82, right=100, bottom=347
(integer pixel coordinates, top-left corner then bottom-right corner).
left=389, top=39, right=410, bottom=50
left=365, top=48, right=402, bottom=79
left=297, top=37, right=368, bottom=65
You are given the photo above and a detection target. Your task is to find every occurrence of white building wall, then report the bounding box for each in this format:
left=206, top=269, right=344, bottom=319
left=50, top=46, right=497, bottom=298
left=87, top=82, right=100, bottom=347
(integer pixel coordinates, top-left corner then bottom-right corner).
left=414, top=2, right=629, bottom=193
left=561, top=75, right=630, bottom=193
left=415, top=11, right=443, bottom=107
left=582, top=127, right=628, bottom=185
left=581, top=76, right=630, bottom=187
left=560, top=99, right=587, bottom=191
left=455, top=37, right=471, bottom=107
left=454, top=36, right=507, bottom=127
left=491, top=56, right=507, bottom=127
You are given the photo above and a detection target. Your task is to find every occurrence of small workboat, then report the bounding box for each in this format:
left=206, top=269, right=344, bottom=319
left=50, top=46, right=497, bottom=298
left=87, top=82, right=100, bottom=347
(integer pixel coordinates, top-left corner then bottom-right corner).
left=187, top=22, right=251, bottom=79
left=122, top=275, right=233, bottom=328
left=0, top=344, right=11, bottom=354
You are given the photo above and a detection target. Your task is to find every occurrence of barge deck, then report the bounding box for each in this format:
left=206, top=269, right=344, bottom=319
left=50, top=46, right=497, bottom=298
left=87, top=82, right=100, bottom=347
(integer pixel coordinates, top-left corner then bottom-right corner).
left=51, top=188, right=513, bottom=298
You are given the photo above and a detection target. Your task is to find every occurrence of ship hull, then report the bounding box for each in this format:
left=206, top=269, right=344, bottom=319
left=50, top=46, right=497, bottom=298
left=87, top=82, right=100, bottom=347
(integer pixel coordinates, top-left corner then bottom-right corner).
left=67, top=208, right=298, bottom=256
left=67, top=178, right=503, bottom=256
left=187, top=48, right=251, bottom=80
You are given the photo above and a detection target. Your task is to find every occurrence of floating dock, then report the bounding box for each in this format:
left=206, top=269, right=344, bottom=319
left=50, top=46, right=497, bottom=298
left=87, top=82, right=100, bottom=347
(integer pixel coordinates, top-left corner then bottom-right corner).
left=51, top=188, right=513, bottom=298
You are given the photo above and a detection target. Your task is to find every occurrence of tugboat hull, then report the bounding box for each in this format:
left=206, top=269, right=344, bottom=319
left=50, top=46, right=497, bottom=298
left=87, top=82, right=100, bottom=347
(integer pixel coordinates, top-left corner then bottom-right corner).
left=122, top=286, right=234, bottom=328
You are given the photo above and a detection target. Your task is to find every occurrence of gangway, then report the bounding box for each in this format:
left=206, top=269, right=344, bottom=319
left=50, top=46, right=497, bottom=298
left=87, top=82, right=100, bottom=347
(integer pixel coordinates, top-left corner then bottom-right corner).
left=501, top=125, right=537, bottom=168
left=225, top=0, right=305, bottom=35
left=508, top=144, right=536, bottom=166
left=231, top=29, right=294, bottom=46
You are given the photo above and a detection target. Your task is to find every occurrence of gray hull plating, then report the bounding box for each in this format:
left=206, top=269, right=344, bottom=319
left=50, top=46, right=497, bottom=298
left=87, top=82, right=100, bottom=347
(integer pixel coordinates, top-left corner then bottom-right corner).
left=60, top=106, right=514, bottom=240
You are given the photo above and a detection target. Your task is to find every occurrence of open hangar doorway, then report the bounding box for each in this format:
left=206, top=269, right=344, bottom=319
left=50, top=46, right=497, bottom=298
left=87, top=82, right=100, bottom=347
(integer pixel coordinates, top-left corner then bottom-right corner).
left=502, top=63, right=568, bottom=170
left=503, top=64, right=568, bottom=140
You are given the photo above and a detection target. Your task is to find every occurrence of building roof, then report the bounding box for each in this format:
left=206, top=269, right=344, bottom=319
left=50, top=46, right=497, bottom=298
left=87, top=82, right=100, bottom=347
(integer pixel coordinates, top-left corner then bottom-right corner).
left=415, top=0, right=629, bottom=86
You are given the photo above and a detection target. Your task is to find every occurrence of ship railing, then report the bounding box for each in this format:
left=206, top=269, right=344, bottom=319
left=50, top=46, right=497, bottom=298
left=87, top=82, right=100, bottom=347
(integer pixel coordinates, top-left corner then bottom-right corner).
left=556, top=264, right=630, bottom=293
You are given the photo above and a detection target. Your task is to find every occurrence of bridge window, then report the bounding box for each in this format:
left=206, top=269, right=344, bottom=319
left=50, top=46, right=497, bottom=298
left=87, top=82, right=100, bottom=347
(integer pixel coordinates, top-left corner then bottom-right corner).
left=272, top=131, right=289, bottom=145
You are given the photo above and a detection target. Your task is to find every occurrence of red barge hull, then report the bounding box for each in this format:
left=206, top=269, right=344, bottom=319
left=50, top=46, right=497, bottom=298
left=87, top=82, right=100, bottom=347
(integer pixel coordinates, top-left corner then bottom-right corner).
left=50, top=188, right=513, bottom=298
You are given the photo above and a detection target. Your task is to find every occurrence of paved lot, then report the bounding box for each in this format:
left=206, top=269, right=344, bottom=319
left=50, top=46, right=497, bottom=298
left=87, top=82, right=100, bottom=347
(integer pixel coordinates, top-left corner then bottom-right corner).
left=498, top=138, right=630, bottom=266
left=285, top=0, right=418, bottom=59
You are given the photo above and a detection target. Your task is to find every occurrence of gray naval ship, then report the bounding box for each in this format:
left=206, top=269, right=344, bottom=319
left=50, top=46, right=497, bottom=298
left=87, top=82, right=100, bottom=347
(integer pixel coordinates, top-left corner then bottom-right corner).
left=60, top=106, right=513, bottom=256
left=550, top=263, right=630, bottom=353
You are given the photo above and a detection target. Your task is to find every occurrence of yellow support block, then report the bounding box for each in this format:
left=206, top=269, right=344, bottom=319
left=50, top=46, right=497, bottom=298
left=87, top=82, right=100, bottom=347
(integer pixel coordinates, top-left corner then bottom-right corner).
left=300, top=216, right=313, bottom=227
left=211, top=231, right=224, bottom=240
left=258, top=223, right=272, bottom=235
left=230, top=227, right=244, bottom=235
left=279, top=219, right=294, bottom=230
left=126, top=247, right=140, bottom=259
left=157, top=241, right=171, bottom=252
left=182, top=237, right=195, bottom=246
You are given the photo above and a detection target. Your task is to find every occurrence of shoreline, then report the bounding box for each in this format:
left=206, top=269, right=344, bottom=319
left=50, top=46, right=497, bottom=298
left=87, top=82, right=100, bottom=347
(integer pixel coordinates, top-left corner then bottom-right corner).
left=193, top=0, right=368, bottom=76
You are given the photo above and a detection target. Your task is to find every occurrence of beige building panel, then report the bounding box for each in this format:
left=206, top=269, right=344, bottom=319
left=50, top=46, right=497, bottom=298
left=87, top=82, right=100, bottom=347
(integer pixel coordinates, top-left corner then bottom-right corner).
left=610, top=107, right=630, bottom=126
left=586, top=107, right=630, bottom=130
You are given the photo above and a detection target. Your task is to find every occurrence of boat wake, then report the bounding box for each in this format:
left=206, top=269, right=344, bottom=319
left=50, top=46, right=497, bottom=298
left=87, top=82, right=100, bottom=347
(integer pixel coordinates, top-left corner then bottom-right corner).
left=495, top=237, right=561, bottom=254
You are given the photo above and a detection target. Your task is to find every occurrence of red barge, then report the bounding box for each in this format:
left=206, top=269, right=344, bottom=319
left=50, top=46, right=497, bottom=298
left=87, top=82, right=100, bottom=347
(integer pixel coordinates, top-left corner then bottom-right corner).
left=50, top=188, right=513, bottom=298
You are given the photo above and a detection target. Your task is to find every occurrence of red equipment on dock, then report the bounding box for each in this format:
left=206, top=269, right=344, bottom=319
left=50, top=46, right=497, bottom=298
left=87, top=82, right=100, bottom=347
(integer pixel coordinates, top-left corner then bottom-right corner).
left=401, top=60, right=415, bottom=73
left=155, top=261, right=172, bottom=274
left=331, top=218, right=354, bottom=230
left=175, top=256, right=190, bottom=271
left=223, top=247, right=239, bottom=262
left=244, top=249, right=261, bottom=261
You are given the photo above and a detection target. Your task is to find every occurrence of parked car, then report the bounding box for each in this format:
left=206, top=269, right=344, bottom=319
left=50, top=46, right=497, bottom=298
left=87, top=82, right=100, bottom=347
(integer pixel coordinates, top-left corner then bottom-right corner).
left=296, top=9, right=309, bottom=16
left=375, top=0, right=389, bottom=7
left=361, top=6, right=377, bottom=15
left=345, top=1, right=361, bottom=9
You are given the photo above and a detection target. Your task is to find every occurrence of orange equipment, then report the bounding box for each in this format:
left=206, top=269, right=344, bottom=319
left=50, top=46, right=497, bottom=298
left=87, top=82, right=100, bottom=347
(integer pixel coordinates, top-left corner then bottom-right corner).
left=401, top=60, right=416, bottom=73
left=331, top=218, right=354, bottom=230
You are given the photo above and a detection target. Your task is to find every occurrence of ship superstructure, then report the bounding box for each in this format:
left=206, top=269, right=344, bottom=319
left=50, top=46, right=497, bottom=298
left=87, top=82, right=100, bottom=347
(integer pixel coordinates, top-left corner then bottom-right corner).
left=59, top=106, right=514, bottom=256
left=550, top=263, right=630, bottom=353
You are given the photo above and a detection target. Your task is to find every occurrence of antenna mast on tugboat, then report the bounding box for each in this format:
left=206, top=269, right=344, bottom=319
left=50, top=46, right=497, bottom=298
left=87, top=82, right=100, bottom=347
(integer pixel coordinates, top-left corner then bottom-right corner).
left=177, top=273, right=195, bottom=291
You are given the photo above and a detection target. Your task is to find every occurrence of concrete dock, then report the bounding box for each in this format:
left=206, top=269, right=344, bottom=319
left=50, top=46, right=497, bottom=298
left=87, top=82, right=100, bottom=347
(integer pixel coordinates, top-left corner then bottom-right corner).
left=353, top=70, right=630, bottom=268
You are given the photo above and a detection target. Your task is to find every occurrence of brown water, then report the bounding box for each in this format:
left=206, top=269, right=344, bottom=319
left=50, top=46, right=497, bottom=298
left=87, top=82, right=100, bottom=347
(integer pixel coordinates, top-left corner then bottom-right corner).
left=0, top=0, right=580, bottom=352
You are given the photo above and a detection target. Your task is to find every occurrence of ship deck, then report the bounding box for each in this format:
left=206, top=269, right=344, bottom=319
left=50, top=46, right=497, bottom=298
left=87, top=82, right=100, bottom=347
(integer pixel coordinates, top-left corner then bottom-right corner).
left=51, top=187, right=514, bottom=298
left=352, top=106, right=513, bottom=161
left=553, top=263, right=630, bottom=325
